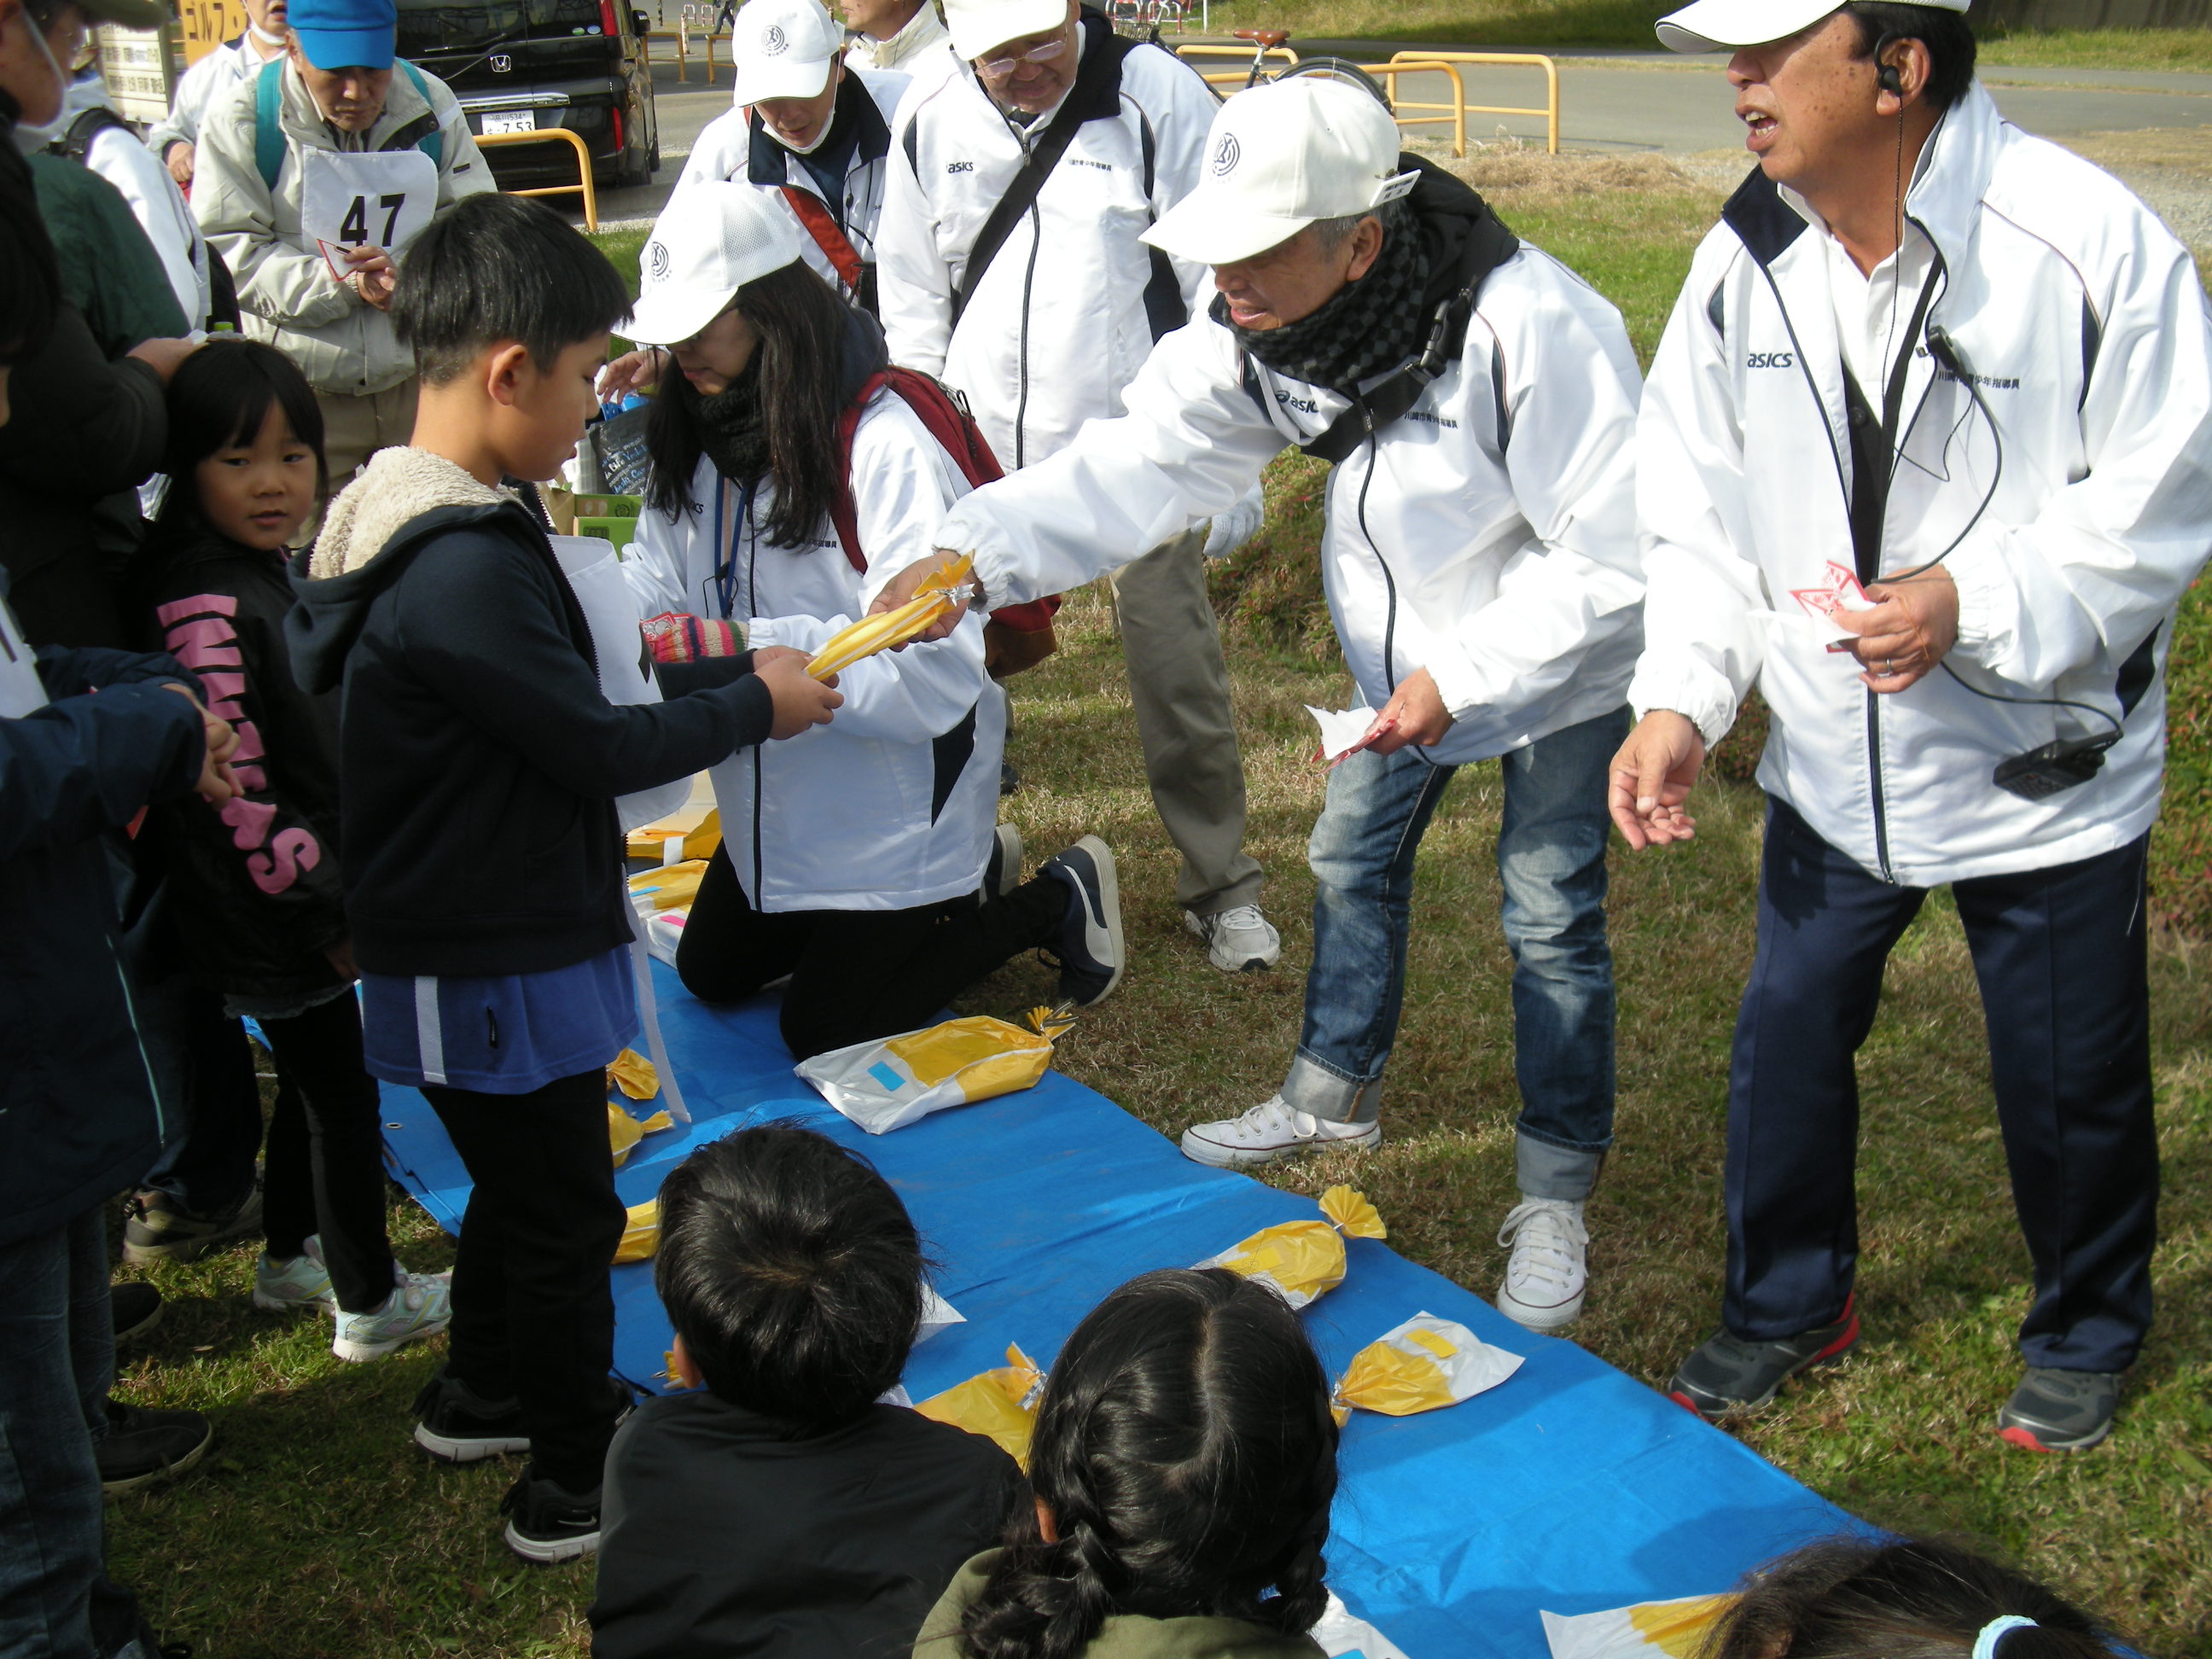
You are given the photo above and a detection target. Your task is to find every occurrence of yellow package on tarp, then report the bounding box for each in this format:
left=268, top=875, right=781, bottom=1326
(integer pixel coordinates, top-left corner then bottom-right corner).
left=608, top=1103, right=674, bottom=1167
left=628, top=860, right=707, bottom=911
left=1197, top=1185, right=1387, bottom=1310
left=608, top=1048, right=661, bottom=1101
left=806, top=554, right=975, bottom=680
left=1540, top=1595, right=1735, bottom=1659
left=914, top=1343, right=1043, bottom=1469
left=614, top=1198, right=660, bottom=1264
left=795, top=1004, right=1075, bottom=1134
left=1330, top=1312, right=1522, bottom=1426
left=626, top=805, right=720, bottom=864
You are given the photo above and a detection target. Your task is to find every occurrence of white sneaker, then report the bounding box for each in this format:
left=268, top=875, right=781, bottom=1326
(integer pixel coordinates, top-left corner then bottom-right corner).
left=1180, top=1095, right=1380, bottom=1168
left=1185, top=905, right=1281, bottom=972
left=333, top=1272, right=454, bottom=1363
left=1495, top=1198, right=1589, bottom=1333
left=253, top=1235, right=336, bottom=1313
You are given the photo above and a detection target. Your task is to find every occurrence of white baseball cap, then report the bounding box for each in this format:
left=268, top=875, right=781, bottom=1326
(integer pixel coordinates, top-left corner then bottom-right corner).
left=1656, top=0, right=1968, bottom=51
left=942, top=0, right=1068, bottom=64
left=626, top=182, right=805, bottom=346
left=1143, top=77, right=1416, bottom=267
left=731, top=0, right=844, bottom=103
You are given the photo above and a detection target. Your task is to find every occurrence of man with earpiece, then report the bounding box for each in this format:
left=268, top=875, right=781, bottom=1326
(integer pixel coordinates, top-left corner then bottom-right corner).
left=1611, top=0, right=2212, bottom=1452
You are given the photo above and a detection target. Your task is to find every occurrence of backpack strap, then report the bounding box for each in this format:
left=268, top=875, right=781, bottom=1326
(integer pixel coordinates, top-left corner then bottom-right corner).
left=253, top=58, right=285, bottom=189
left=951, top=9, right=1133, bottom=329
left=380, top=61, right=445, bottom=169
left=782, top=185, right=865, bottom=294
left=49, top=105, right=130, bottom=164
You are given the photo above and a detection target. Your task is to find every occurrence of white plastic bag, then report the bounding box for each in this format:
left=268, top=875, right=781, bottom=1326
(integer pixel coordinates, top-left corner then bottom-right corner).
left=549, top=534, right=691, bottom=833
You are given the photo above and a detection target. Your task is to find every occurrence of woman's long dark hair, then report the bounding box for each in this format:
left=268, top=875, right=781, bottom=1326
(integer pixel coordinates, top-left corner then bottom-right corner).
left=958, top=1268, right=1338, bottom=1659
left=1700, top=1535, right=2116, bottom=1659
left=643, top=259, right=852, bottom=549
left=152, top=338, right=329, bottom=536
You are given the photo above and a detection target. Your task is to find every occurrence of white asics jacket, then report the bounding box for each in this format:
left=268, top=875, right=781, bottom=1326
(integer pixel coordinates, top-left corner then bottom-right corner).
left=874, top=17, right=1215, bottom=469
left=1629, top=81, right=2212, bottom=887
left=622, top=389, right=1000, bottom=911
left=930, top=236, right=1645, bottom=766
left=678, top=66, right=910, bottom=308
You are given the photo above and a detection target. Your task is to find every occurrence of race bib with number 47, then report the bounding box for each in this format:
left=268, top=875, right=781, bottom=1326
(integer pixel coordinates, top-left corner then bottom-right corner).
left=298, top=147, right=439, bottom=270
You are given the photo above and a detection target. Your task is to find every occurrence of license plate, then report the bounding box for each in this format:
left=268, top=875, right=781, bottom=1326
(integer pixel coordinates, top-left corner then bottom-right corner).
left=482, top=108, right=535, bottom=134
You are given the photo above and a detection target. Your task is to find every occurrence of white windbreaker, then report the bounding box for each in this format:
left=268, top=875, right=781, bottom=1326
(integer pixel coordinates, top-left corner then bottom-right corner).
left=874, top=21, right=1215, bottom=469
left=678, top=66, right=910, bottom=305
left=622, top=388, right=999, bottom=911
left=144, top=34, right=282, bottom=165
left=931, top=238, right=1645, bottom=766
left=1629, top=81, right=2212, bottom=887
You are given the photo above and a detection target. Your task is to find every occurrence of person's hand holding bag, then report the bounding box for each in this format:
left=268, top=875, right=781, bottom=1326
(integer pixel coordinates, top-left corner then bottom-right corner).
left=754, top=646, right=842, bottom=738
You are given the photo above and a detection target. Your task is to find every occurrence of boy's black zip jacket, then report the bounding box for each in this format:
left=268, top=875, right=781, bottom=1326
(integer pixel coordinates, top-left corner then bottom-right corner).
left=286, top=497, right=771, bottom=979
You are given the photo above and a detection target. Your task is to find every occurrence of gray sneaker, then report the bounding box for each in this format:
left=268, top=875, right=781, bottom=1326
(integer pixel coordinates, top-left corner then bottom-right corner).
left=121, top=1183, right=264, bottom=1266
left=1999, top=1367, right=2122, bottom=1452
left=1668, top=1296, right=1860, bottom=1418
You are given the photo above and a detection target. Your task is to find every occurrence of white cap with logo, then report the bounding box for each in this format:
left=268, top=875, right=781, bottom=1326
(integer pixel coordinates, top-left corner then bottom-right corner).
left=1142, top=77, right=1416, bottom=268
left=626, top=182, right=806, bottom=346
left=941, top=0, right=1068, bottom=65
left=1656, top=0, right=1969, bottom=52
left=731, top=0, right=846, bottom=103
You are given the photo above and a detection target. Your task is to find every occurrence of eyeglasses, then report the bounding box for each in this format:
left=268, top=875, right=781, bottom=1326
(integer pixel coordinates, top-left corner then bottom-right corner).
left=975, top=35, right=1066, bottom=76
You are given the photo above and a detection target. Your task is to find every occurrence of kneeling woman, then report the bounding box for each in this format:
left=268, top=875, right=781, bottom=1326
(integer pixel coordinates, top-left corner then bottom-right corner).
left=622, top=183, right=1121, bottom=1060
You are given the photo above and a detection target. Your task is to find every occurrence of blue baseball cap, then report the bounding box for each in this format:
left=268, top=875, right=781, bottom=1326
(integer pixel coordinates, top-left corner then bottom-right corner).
left=288, top=0, right=398, bottom=71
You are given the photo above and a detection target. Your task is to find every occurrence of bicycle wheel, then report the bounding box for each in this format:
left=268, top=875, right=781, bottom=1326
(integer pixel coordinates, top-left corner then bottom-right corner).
left=1272, top=56, right=1391, bottom=108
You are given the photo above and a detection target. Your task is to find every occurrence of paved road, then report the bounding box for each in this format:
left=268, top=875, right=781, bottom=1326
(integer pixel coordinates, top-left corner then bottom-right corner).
left=581, top=36, right=2211, bottom=229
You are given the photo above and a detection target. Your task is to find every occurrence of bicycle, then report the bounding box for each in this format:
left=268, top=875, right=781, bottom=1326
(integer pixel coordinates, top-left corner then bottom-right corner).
left=1227, top=26, right=1389, bottom=103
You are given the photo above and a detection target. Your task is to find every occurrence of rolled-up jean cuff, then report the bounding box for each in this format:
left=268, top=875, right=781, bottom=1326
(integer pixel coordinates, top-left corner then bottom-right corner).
left=1516, top=1132, right=1606, bottom=1202
left=1284, top=1051, right=1383, bottom=1125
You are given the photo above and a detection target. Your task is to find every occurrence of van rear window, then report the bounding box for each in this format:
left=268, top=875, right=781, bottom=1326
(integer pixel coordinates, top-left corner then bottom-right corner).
left=397, top=0, right=602, bottom=52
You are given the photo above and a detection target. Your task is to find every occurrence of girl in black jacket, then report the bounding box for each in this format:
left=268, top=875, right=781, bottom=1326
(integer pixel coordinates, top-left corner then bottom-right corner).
left=130, top=341, right=449, bottom=1364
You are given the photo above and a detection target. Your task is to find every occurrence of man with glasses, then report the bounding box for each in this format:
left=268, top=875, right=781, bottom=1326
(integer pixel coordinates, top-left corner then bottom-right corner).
left=876, top=0, right=1283, bottom=976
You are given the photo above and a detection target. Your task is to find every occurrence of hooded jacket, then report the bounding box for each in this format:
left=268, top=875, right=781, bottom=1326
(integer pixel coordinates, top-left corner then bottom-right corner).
left=930, top=165, right=1645, bottom=766
left=1, top=579, right=207, bottom=1248
left=912, top=1551, right=1327, bottom=1659
left=286, top=449, right=774, bottom=977
left=621, top=318, right=996, bottom=913
left=193, top=57, right=490, bottom=397
left=129, top=520, right=347, bottom=999
left=1628, top=82, right=2212, bottom=886
left=680, top=67, right=911, bottom=314
left=875, top=13, right=1215, bottom=469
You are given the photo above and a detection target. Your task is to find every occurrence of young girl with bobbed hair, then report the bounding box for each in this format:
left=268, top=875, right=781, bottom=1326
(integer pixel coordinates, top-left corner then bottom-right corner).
left=916, top=1266, right=1340, bottom=1659
left=1702, top=1534, right=2116, bottom=1659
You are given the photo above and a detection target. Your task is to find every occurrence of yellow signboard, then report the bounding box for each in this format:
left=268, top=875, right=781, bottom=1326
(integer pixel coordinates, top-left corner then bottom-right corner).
left=178, top=0, right=249, bottom=65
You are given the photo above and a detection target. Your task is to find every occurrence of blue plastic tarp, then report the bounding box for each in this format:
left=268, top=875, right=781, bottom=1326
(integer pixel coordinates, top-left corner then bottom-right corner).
left=379, top=961, right=1854, bottom=1657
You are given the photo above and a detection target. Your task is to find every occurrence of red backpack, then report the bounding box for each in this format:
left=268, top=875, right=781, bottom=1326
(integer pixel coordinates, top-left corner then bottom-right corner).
left=830, top=369, right=1062, bottom=672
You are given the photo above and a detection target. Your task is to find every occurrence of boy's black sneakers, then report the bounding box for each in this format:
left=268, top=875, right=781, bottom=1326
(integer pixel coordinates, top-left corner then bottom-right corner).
left=1999, top=1367, right=2122, bottom=1452
left=412, top=1371, right=531, bottom=1463
left=1667, top=1295, right=1860, bottom=1419
left=1040, top=836, right=1124, bottom=1007
left=111, top=1282, right=163, bottom=1345
left=500, top=1470, right=602, bottom=1563
left=97, top=1400, right=213, bottom=1495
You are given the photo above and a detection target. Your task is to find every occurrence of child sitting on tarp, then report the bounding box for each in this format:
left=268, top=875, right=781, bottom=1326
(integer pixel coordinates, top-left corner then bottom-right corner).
left=286, top=193, right=842, bottom=1564
left=1703, top=1534, right=2117, bottom=1659
left=128, top=339, right=452, bottom=1364
left=590, top=1123, right=1027, bottom=1658
left=617, top=182, right=1125, bottom=1060
left=917, top=1267, right=1339, bottom=1659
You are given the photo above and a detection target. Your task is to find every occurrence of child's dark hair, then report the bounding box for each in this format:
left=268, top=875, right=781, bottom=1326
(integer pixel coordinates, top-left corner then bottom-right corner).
left=959, top=1268, right=1338, bottom=1659
left=1702, top=1534, right=2115, bottom=1659
left=393, top=193, right=632, bottom=386
left=654, top=1121, right=923, bottom=1433
left=643, top=257, right=850, bottom=548
left=154, top=339, right=329, bottom=521
left=0, top=162, right=60, bottom=370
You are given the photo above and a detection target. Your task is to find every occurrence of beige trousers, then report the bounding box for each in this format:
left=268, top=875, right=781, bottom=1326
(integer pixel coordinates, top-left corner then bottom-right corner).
left=314, top=379, right=419, bottom=509
left=1108, top=526, right=1263, bottom=916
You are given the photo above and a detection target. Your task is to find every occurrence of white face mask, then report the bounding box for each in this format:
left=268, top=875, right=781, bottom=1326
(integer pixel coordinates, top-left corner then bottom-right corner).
left=248, top=21, right=286, bottom=46
left=8, top=5, right=72, bottom=137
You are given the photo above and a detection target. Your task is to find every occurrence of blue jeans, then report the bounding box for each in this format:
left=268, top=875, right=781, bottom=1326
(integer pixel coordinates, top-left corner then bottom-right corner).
left=0, top=1209, right=137, bottom=1659
left=1285, top=707, right=1627, bottom=1201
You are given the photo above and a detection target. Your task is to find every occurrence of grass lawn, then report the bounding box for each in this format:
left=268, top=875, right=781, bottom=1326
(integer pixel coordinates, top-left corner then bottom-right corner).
left=102, top=160, right=2212, bottom=1656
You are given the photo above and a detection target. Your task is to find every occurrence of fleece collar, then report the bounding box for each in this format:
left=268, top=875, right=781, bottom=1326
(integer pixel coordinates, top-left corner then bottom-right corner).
left=308, top=446, right=507, bottom=579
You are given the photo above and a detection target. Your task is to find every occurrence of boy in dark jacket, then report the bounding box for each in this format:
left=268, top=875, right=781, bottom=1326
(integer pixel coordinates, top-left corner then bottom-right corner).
left=285, top=192, right=841, bottom=1563
left=590, top=1125, right=1027, bottom=1659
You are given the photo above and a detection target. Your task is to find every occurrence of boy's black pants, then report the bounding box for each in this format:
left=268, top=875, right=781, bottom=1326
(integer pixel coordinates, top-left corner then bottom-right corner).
left=675, top=845, right=1067, bottom=1059
left=424, top=1070, right=626, bottom=1494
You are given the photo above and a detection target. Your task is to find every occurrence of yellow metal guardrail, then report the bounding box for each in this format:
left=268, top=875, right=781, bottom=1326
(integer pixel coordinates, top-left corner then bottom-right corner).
left=1382, top=50, right=1559, bottom=155
left=479, top=127, right=601, bottom=232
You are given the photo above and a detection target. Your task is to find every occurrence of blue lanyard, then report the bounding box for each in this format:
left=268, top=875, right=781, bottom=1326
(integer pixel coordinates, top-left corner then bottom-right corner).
left=710, top=472, right=762, bottom=621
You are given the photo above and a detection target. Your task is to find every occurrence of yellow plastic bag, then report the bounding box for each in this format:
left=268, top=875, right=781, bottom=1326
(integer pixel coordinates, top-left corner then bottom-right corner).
left=614, top=1198, right=660, bottom=1264
left=628, top=860, right=707, bottom=911
left=806, top=554, right=975, bottom=680
left=608, top=1048, right=661, bottom=1102
left=796, top=1004, right=1075, bottom=1134
left=626, top=804, right=721, bottom=864
left=1539, top=1594, right=1735, bottom=1659
left=1330, top=1312, right=1522, bottom=1425
left=608, top=1102, right=674, bottom=1167
left=914, top=1343, right=1044, bottom=1469
left=1197, top=1185, right=1388, bottom=1310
